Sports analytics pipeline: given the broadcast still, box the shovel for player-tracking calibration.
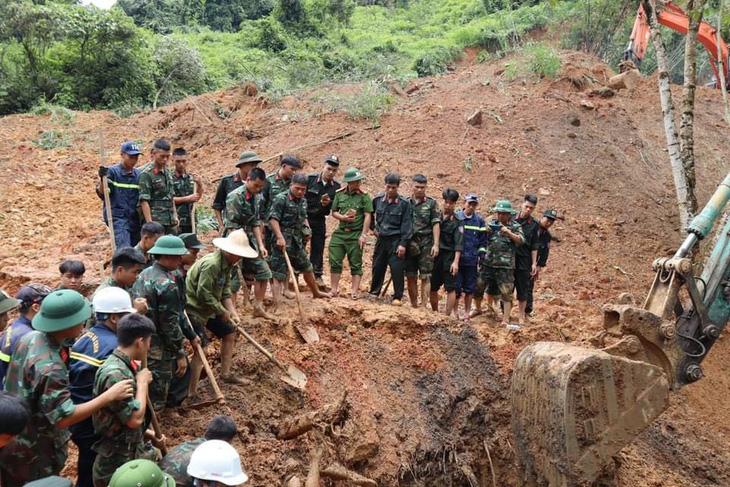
[282,247,319,344]
[235,324,307,390]
[141,355,168,456]
[182,311,226,410]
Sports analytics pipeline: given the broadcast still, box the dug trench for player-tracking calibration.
[147,302,515,486]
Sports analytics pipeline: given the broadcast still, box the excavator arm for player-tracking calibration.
[512,172,730,486]
[624,1,730,87]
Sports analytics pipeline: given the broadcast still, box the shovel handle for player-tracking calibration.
[235,325,287,372]
[140,356,167,455]
[194,341,225,403]
[282,248,305,321]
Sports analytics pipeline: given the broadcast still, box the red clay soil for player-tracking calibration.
[3,49,730,485]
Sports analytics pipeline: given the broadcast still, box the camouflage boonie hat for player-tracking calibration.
[32,290,91,332]
[343,168,365,183]
[236,151,263,167]
[492,200,513,213]
[543,209,558,220]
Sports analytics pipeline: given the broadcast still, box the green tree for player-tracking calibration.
[152,36,206,107]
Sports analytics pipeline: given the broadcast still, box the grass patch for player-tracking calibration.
[504,42,561,81]
[29,101,76,125]
[35,131,70,150]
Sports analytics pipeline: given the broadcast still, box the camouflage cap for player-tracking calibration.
[110,460,176,487]
[0,290,19,315]
[236,151,263,167]
[148,235,189,256]
[543,209,558,220]
[32,290,91,333]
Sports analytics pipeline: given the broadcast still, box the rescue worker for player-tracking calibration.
[96,142,143,248]
[186,230,256,397]
[0,290,134,487]
[159,415,237,487]
[405,174,440,308]
[213,151,264,303]
[268,174,330,304]
[187,440,248,486]
[305,155,341,289]
[429,189,463,317]
[328,168,372,299]
[224,167,275,320]
[68,287,137,487]
[514,195,539,325]
[132,236,199,412]
[0,291,18,333]
[109,460,176,487]
[92,314,161,487]
[0,284,52,387]
[481,200,525,327]
[135,222,165,269]
[95,247,147,298]
[530,209,558,314]
[58,260,86,292]
[172,148,202,235]
[458,194,487,321]
[368,174,413,306]
[0,390,29,449]
[139,139,178,234]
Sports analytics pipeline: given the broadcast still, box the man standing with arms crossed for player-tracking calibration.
[306,155,341,289]
[513,195,539,326]
[138,139,178,234]
[172,148,203,235]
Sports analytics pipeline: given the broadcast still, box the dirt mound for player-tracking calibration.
[5,48,730,485]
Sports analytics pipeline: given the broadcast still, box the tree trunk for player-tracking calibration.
[717,0,730,124]
[644,1,693,229]
[678,0,705,223]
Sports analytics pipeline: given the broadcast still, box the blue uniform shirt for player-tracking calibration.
[68,322,118,439]
[0,315,34,388]
[457,210,488,267]
[100,162,141,222]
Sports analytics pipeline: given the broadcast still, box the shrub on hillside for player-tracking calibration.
[413,46,462,77]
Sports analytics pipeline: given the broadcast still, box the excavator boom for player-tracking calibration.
[512,172,730,485]
[624,1,730,87]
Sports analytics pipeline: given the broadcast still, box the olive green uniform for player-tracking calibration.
[261,171,292,254]
[405,196,440,279]
[212,172,245,293]
[138,165,176,234]
[328,187,373,276]
[267,189,312,280]
[476,219,525,301]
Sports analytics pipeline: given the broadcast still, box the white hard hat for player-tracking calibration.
[187,440,248,485]
[92,287,136,314]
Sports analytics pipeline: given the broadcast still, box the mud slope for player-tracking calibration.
[3,50,730,485]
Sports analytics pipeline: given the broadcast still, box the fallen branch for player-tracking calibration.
[262,132,355,163]
[320,463,377,487]
[483,439,497,487]
[305,446,323,487]
[277,391,348,440]
[182,92,214,125]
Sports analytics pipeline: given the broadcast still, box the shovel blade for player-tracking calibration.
[281,365,308,390]
[295,323,320,344]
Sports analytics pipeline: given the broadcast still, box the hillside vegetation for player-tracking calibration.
[0,0,726,116]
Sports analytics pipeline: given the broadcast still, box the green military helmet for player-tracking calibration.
[32,290,91,333]
[0,289,19,315]
[492,200,513,214]
[148,235,189,256]
[236,151,263,167]
[110,460,176,487]
[343,168,365,183]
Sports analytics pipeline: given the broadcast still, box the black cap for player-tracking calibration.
[543,209,558,220]
[179,233,205,250]
[325,155,340,166]
[16,284,53,309]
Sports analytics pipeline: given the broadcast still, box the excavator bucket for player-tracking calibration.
[511,342,671,486]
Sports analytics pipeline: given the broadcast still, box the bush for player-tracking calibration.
[413,46,461,77]
[505,42,560,80]
[343,82,395,121]
[29,101,76,124]
[35,131,70,150]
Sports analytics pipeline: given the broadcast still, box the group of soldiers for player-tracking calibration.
[0,139,558,487]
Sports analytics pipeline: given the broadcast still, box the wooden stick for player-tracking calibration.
[277,391,348,440]
[483,439,497,487]
[261,132,355,163]
[190,202,196,233]
[320,464,377,487]
[379,275,392,298]
[282,248,305,323]
[99,130,115,253]
[194,342,225,404]
[141,355,168,455]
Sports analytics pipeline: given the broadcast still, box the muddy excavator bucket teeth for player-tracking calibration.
[511,342,671,486]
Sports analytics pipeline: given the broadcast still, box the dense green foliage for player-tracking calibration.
[0,0,727,117]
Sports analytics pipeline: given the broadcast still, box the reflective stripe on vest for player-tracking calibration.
[69,351,105,367]
[464,225,486,231]
[108,180,140,190]
[0,351,9,363]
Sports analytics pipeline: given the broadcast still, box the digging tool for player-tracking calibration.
[282,247,319,344]
[141,356,168,456]
[190,202,196,233]
[234,324,307,390]
[98,130,115,253]
[182,311,226,410]
[379,274,392,299]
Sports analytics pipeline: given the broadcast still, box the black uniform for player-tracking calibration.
[306,173,341,279]
[514,215,539,302]
[369,194,413,300]
[529,226,552,313]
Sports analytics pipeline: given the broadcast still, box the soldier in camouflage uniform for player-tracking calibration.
[405,174,440,308]
[171,148,202,235]
[268,173,330,304]
[138,139,178,235]
[92,314,161,487]
[212,151,264,299]
[94,247,147,306]
[132,236,199,412]
[159,415,237,487]
[0,290,134,487]
[135,222,165,269]
[429,189,463,317]
[224,167,274,319]
[478,200,525,327]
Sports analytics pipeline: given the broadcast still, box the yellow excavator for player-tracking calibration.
[512,172,730,485]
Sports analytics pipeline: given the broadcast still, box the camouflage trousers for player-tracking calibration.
[148,357,173,413]
[92,442,161,487]
[270,234,312,281]
[475,266,515,302]
[405,234,435,279]
[0,435,68,487]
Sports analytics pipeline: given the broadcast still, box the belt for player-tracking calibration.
[148,200,171,208]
